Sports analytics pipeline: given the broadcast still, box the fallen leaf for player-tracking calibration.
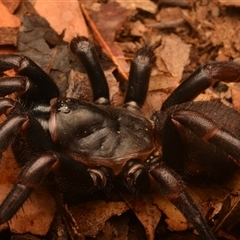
[94,213,129,240]
[0,1,20,46]
[2,0,21,14]
[66,69,92,101]
[81,2,131,81]
[18,12,70,95]
[218,0,240,7]
[153,194,188,232]
[0,1,20,28]
[157,34,191,80]
[130,20,147,37]
[211,15,240,59]
[69,200,129,238]
[121,193,162,240]
[117,0,157,14]
[231,84,240,113]
[213,194,240,234]
[34,0,88,42]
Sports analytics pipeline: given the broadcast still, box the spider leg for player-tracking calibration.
[172,110,240,166]
[0,54,59,103]
[162,61,240,110]
[121,158,216,239]
[0,100,57,223]
[0,153,57,224]
[0,99,29,154]
[70,36,110,104]
[0,100,52,223]
[148,159,216,240]
[124,46,155,109]
[0,76,29,97]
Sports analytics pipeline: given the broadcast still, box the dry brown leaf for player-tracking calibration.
[156,6,184,22]
[149,73,179,92]
[130,20,147,37]
[213,195,240,234]
[83,2,130,43]
[98,219,129,240]
[66,69,92,101]
[0,1,20,28]
[68,200,129,238]
[231,84,240,113]
[34,0,88,42]
[121,194,162,240]
[157,34,191,80]
[117,0,157,14]
[0,1,20,46]
[143,91,169,117]
[2,0,21,14]
[218,0,240,7]
[153,194,188,232]
[81,3,131,81]
[212,15,240,60]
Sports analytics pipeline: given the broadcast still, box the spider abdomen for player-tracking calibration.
[154,101,240,181]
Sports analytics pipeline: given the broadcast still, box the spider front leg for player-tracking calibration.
[123,46,155,109]
[70,36,155,109]
[70,36,110,105]
[162,60,240,110]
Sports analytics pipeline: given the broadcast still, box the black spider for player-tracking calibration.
[0,36,240,239]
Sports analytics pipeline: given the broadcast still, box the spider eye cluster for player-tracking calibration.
[57,99,71,113]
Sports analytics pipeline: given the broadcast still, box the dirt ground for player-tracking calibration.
[1,0,240,239]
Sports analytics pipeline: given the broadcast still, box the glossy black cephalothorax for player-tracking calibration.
[0,36,240,240]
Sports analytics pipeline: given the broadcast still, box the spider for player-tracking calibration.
[0,36,240,240]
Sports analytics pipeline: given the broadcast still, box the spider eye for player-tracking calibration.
[59,105,70,113]
[58,101,71,113]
